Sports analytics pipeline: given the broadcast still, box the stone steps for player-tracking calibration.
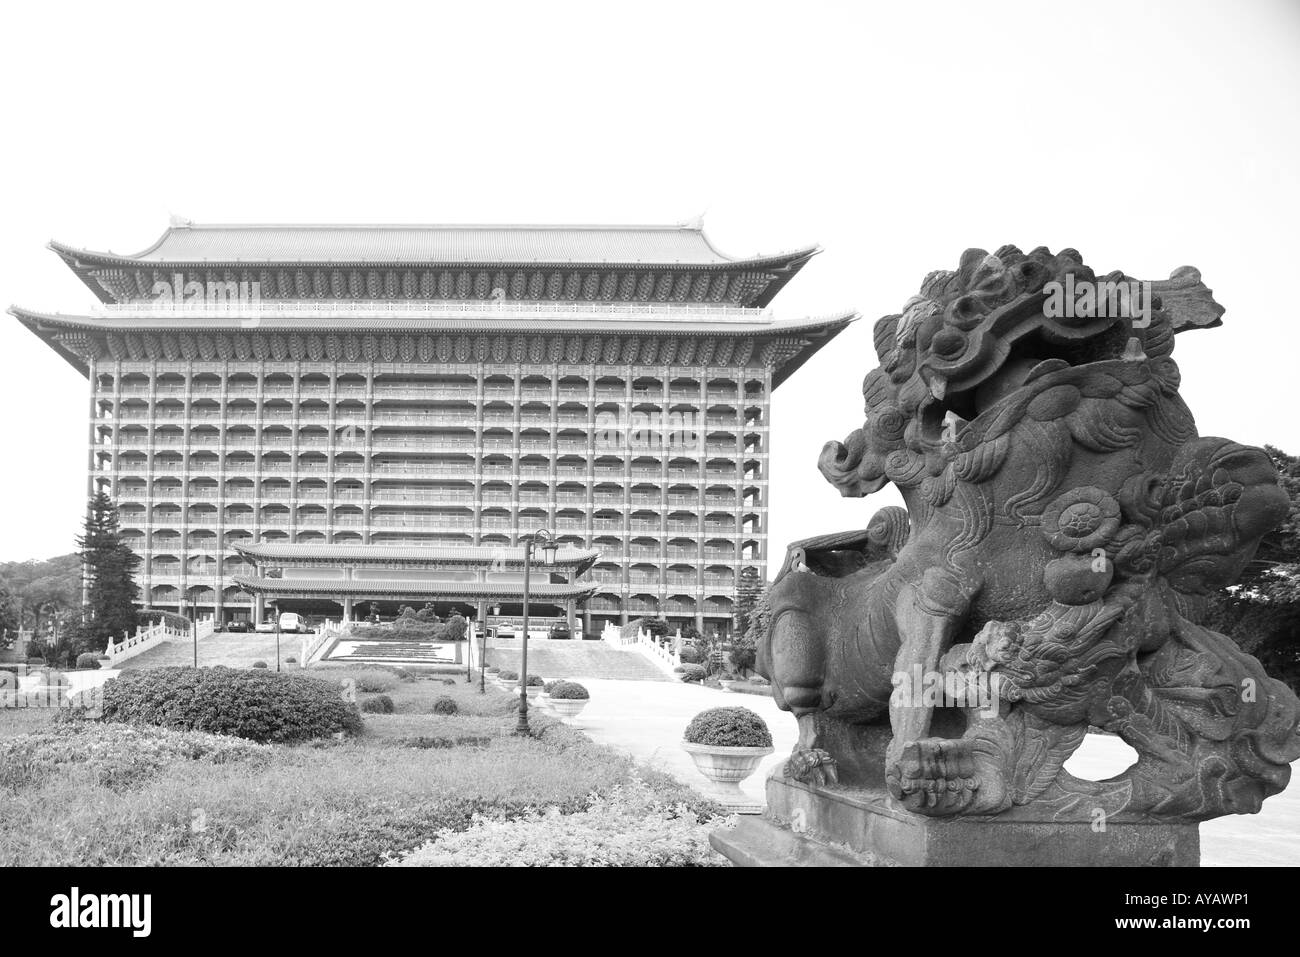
[485,638,671,682]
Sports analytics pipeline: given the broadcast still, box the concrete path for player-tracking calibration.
[574,678,1300,867]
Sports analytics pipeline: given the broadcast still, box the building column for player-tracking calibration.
[565,599,575,632]
[254,592,265,623]
[477,599,487,628]
[583,609,592,638]
[695,610,704,634]
[619,609,628,626]
[343,596,354,622]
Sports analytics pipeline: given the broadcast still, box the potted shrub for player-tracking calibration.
[681,707,774,814]
[497,669,519,691]
[523,674,545,699]
[546,680,590,722]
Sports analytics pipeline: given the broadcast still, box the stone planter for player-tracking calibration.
[680,742,773,814]
[524,684,542,699]
[547,696,589,722]
[718,679,741,692]
[498,679,518,693]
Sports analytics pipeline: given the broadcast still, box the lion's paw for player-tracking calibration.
[886,738,980,815]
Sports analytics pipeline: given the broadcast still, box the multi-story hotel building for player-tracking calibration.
[11,222,854,635]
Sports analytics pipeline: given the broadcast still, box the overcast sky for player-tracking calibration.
[1,0,1297,565]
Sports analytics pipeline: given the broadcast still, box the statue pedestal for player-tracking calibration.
[709,773,1200,867]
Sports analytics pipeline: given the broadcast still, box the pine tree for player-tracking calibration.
[76,492,141,650]
[734,566,763,637]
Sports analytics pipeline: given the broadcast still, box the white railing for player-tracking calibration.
[301,618,347,665]
[601,622,682,676]
[104,619,188,665]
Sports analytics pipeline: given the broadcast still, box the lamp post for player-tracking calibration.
[268,598,281,672]
[515,529,559,735]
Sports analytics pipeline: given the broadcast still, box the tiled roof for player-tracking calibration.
[233,542,599,566]
[51,222,818,267]
[233,575,599,599]
[8,305,857,338]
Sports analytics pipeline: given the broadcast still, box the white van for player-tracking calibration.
[278,612,303,633]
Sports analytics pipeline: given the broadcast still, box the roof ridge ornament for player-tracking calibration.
[168,214,193,228]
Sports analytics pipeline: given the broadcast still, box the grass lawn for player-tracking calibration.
[0,664,725,866]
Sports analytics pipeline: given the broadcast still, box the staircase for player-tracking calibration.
[485,638,671,682]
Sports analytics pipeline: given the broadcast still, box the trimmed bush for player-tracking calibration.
[285,656,298,664]
[677,663,705,683]
[549,681,589,701]
[98,666,363,744]
[543,680,563,694]
[352,670,397,693]
[432,696,459,716]
[361,694,395,714]
[440,678,456,686]
[498,670,519,681]
[251,661,268,669]
[683,707,772,748]
[74,653,101,671]
[524,675,545,687]
[678,645,703,665]
[485,666,500,675]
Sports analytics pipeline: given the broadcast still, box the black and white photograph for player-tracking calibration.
[0,0,1296,935]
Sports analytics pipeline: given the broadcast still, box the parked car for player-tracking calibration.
[278,612,304,634]
[255,620,277,633]
[550,623,572,640]
[224,621,252,633]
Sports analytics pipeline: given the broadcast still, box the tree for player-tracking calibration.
[734,566,763,637]
[76,492,141,652]
[1206,445,1300,692]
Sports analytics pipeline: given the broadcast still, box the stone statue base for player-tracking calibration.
[709,773,1200,867]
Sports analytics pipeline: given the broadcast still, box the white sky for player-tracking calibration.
[1,0,1297,564]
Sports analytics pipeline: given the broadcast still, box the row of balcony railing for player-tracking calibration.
[118,489,751,507]
[111,408,763,427]
[107,385,763,403]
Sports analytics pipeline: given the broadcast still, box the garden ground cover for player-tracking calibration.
[0,666,726,866]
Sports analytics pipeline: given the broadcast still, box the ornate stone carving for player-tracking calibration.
[760,246,1300,823]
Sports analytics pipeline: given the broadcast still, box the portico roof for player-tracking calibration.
[233,575,599,600]
[234,541,600,572]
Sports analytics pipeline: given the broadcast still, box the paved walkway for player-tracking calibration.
[574,679,1300,867]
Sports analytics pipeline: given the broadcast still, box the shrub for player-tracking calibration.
[98,666,363,744]
[524,675,545,687]
[251,661,268,669]
[677,663,705,683]
[444,614,468,642]
[683,707,772,748]
[139,609,191,631]
[389,778,724,867]
[0,722,268,791]
[498,670,519,681]
[361,695,395,714]
[352,670,398,693]
[549,681,589,701]
[440,678,456,686]
[485,666,500,675]
[678,645,703,665]
[543,680,563,694]
[285,656,297,664]
[74,653,101,671]
[432,697,459,716]
[729,643,757,674]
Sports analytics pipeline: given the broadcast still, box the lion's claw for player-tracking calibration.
[886,738,980,815]
[784,748,840,787]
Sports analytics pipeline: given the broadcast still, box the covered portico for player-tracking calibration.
[230,542,600,632]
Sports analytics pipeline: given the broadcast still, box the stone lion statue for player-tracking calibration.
[758,246,1300,822]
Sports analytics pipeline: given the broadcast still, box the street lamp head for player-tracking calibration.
[540,540,558,567]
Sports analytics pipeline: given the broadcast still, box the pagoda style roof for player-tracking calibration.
[7,304,857,388]
[234,541,599,572]
[233,575,600,601]
[54,222,799,266]
[49,221,820,307]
